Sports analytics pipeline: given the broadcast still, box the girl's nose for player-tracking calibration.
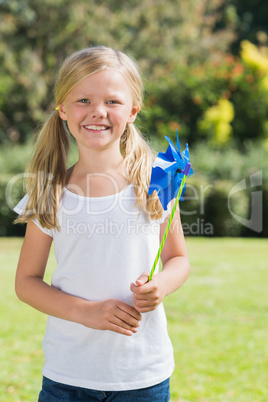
[89,104,107,119]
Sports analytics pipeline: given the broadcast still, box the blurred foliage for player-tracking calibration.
[142,40,268,148]
[0,0,235,144]
[220,0,268,54]
[181,140,268,237]
[198,99,235,145]
[1,0,268,147]
[241,40,268,71]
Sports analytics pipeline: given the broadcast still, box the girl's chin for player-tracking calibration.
[77,136,121,150]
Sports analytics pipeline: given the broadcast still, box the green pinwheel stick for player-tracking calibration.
[148,162,192,282]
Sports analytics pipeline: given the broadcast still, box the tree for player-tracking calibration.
[216,0,268,53]
[0,0,236,143]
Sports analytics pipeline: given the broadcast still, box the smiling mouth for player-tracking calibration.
[84,125,110,131]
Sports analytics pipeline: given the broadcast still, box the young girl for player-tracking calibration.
[14,46,190,401]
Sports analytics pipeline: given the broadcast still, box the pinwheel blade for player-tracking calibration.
[149,134,193,210]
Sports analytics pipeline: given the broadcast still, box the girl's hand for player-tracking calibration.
[80,299,142,336]
[130,272,167,313]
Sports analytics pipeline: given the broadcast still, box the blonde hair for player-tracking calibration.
[16,46,163,230]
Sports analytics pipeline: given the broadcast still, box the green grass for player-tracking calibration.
[0,238,267,401]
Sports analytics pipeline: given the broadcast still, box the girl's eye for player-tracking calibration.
[107,100,119,104]
[79,99,90,104]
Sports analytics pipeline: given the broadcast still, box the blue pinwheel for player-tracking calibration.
[148,131,193,281]
[148,132,193,211]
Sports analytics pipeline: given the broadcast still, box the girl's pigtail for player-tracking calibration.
[121,124,163,220]
[15,112,69,230]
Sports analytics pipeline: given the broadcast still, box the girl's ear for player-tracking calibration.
[127,106,140,124]
[58,104,68,121]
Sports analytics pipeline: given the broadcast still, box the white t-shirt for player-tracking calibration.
[14,184,175,391]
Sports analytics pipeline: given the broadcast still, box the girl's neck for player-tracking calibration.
[66,145,129,197]
[76,152,124,174]
[75,142,124,174]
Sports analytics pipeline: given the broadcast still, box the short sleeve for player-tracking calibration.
[156,209,169,224]
[156,202,173,224]
[14,194,53,237]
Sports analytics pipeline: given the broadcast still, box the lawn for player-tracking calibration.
[0,237,267,401]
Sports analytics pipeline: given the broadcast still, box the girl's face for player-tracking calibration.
[58,69,139,152]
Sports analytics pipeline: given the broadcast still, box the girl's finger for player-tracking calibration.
[108,322,136,337]
[115,309,141,328]
[135,272,149,286]
[116,301,142,321]
[111,315,139,332]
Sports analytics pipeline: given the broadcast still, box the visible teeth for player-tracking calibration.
[85,125,107,130]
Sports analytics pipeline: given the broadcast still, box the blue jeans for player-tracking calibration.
[38,376,170,401]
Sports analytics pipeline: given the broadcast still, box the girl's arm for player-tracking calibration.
[16,221,141,336]
[130,206,190,313]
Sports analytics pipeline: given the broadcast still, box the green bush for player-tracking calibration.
[0,144,32,235]
[0,141,267,237]
[141,41,268,149]
[182,141,267,237]
[180,177,247,237]
[181,176,267,237]
[0,175,25,236]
